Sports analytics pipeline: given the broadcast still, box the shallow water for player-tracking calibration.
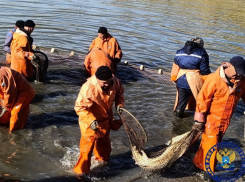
[0,0,245,181]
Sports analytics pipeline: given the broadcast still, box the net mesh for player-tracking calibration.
[0,47,174,85]
[119,108,201,172]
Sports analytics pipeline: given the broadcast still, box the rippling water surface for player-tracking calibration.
[0,0,245,181]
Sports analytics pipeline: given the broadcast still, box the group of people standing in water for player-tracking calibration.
[1,21,245,181]
[1,23,125,179]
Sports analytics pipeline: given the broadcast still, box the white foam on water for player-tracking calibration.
[59,145,80,173]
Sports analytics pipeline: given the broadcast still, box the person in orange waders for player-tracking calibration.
[84,47,115,76]
[73,66,124,178]
[0,66,35,133]
[89,27,123,72]
[3,20,25,65]
[191,56,245,181]
[10,20,36,80]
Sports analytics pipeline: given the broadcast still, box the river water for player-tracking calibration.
[0,0,245,181]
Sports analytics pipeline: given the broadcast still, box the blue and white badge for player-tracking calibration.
[205,142,245,182]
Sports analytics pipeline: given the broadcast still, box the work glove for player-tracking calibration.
[117,105,123,115]
[192,120,205,132]
[90,120,99,131]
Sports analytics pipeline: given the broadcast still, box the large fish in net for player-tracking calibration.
[118,108,201,171]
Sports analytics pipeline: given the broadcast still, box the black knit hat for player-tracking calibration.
[98,27,107,34]
[229,56,245,75]
[95,66,112,80]
[15,20,24,28]
[24,20,35,27]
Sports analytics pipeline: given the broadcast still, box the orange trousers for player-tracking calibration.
[73,136,111,175]
[0,94,33,132]
[6,53,11,64]
[193,119,228,172]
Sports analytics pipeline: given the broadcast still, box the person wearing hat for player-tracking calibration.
[171,37,211,118]
[192,56,245,181]
[10,20,36,79]
[73,66,124,177]
[3,20,25,65]
[89,27,123,72]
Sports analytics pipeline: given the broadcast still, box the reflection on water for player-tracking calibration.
[0,0,245,181]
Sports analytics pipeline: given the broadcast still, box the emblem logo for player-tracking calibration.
[205,142,245,182]
[216,148,235,170]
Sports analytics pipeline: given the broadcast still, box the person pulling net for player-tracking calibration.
[118,107,201,172]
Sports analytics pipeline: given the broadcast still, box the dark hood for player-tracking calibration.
[183,41,202,55]
[20,28,30,37]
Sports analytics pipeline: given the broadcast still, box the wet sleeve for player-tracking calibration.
[194,74,216,122]
[0,75,17,111]
[13,36,33,61]
[114,40,122,60]
[199,52,211,75]
[74,86,96,125]
[115,80,124,108]
[3,33,13,53]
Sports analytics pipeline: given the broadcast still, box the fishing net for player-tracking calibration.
[33,50,49,75]
[126,64,174,85]
[0,48,174,85]
[118,108,201,172]
[0,49,50,83]
[30,50,49,83]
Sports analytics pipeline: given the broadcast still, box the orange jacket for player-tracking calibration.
[74,75,124,138]
[0,66,35,111]
[84,48,114,75]
[194,65,245,127]
[89,33,122,61]
[10,29,34,78]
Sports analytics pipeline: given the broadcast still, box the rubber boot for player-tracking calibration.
[175,109,184,118]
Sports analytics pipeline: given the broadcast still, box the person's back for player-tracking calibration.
[0,66,35,132]
[174,39,210,89]
[4,28,15,54]
[171,37,211,118]
[84,47,114,76]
